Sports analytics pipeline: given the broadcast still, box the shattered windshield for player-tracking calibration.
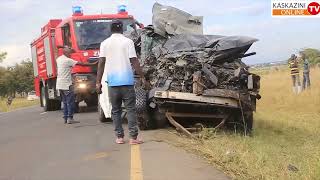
[74,19,135,50]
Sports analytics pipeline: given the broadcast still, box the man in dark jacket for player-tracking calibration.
[301,53,311,90]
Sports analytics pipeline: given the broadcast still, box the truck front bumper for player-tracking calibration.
[153,91,239,108]
[73,74,96,94]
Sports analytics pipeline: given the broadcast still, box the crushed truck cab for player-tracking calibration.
[119,3,261,135]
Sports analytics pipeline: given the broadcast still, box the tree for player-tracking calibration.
[0,52,7,63]
[14,60,34,95]
[0,59,34,97]
[300,48,320,65]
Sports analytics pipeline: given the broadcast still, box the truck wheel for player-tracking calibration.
[244,111,253,135]
[41,86,59,111]
[98,102,111,123]
[85,99,98,107]
[74,102,80,113]
[54,100,61,110]
[150,108,168,129]
[231,111,253,135]
[40,91,44,107]
[41,86,52,111]
[135,86,151,130]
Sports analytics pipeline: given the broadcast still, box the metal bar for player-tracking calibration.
[158,100,239,109]
[213,115,228,129]
[169,112,226,119]
[165,112,193,138]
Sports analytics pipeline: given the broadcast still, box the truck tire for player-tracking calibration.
[53,100,61,110]
[230,111,253,135]
[40,91,44,107]
[135,86,151,130]
[41,86,55,111]
[244,111,253,135]
[85,97,98,107]
[98,102,112,123]
[150,108,168,129]
[74,102,80,113]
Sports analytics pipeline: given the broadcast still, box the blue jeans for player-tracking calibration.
[303,72,311,90]
[108,85,139,139]
[60,89,75,122]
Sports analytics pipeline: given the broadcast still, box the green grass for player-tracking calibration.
[0,97,39,112]
[157,67,320,179]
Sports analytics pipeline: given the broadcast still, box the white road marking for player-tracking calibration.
[40,112,47,115]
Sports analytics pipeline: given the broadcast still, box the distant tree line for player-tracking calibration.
[0,52,34,97]
[299,48,320,65]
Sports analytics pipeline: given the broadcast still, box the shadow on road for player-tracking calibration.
[78,106,98,113]
[73,122,112,128]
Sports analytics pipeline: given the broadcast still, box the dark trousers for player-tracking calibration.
[60,89,75,122]
[303,72,311,90]
[291,74,301,87]
[108,85,138,139]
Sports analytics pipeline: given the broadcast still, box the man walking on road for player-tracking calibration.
[288,54,302,94]
[56,47,96,124]
[96,20,146,145]
[301,53,311,90]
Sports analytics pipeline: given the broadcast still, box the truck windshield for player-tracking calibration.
[74,19,135,50]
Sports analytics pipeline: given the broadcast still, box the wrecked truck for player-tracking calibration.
[99,3,261,135]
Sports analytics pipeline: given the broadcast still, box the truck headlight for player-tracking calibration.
[78,83,87,89]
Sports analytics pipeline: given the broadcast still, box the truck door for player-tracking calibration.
[62,23,72,47]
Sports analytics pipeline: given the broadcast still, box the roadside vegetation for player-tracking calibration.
[0,51,37,112]
[159,67,320,179]
[0,60,34,97]
[0,97,39,112]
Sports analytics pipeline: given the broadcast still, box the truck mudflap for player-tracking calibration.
[153,90,239,108]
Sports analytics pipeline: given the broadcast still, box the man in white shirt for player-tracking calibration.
[56,47,96,124]
[96,20,146,145]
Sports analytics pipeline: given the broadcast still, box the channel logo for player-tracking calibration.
[272,0,320,17]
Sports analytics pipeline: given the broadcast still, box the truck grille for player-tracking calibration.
[88,57,99,73]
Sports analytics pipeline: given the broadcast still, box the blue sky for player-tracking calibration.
[0,0,320,66]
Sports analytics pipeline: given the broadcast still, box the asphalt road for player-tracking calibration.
[0,106,229,180]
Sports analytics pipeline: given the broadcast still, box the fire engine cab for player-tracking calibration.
[31,6,142,111]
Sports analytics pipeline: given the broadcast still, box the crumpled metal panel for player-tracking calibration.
[163,34,258,53]
[152,3,203,36]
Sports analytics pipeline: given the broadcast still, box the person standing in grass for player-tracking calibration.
[301,53,311,90]
[288,54,302,94]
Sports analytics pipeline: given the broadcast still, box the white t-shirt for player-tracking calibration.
[99,33,137,87]
[56,55,78,90]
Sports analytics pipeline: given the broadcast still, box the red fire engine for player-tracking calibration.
[31,6,142,111]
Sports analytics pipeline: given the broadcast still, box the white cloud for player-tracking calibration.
[229,3,266,16]
[0,0,35,13]
[0,44,30,67]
